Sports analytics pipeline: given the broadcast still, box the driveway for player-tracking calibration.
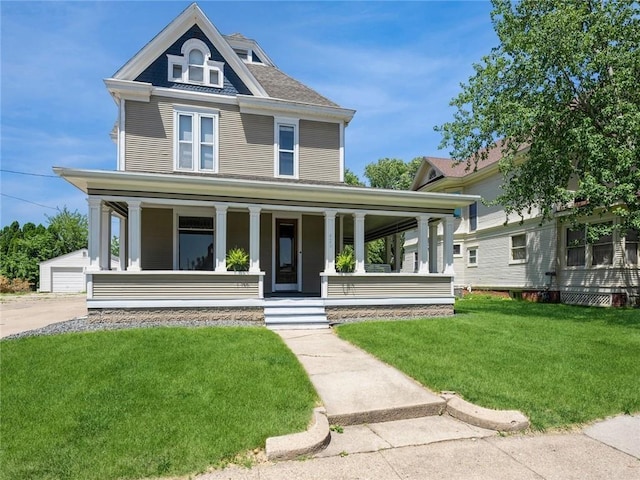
[0,293,87,338]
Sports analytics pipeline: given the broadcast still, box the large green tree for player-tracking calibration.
[437,0,640,234]
[0,208,88,288]
[363,157,423,190]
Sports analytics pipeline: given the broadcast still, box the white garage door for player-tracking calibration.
[51,267,85,293]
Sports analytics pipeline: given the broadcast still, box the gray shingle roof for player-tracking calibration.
[246,63,339,108]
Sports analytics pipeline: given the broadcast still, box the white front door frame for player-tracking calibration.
[272,213,302,292]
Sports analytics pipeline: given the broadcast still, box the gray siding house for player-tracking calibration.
[56,4,478,327]
[406,152,639,307]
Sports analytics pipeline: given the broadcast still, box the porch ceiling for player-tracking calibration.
[54,167,480,214]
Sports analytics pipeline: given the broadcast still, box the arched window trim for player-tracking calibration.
[167,38,224,88]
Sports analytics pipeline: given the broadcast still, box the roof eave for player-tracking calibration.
[53,168,479,210]
[237,95,355,124]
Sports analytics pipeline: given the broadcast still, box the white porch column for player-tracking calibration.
[127,200,142,271]
[324,209,337,273]
[443,216,455,274]
[339,214,344,252]
[87,197,102,272]
[100,205,111,270]
[354,212,366,273]
[118,216,126,271]
[248,206,261,273]
[215,204,228,272]
[394,233,402,272]
[417,215,430,273]
[429,221,439,273]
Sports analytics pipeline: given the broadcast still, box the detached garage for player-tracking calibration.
[39,249,119,293]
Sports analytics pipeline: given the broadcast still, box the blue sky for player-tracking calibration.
[1,1,497,228]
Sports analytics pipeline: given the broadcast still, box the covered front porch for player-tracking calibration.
[56,168,478,326]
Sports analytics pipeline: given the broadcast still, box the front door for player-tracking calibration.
[274,218,300,291]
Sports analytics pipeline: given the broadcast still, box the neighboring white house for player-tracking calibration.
[405,151,639,307]
[39,249,119,293]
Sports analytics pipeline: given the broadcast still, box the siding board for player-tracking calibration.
[92,274,260,299]
[327,275,451,298]
[141,208,173,270]
[299,120,340,183]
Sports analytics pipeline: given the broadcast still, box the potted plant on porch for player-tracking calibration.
[226,247,249,272]
[335,246,355,273]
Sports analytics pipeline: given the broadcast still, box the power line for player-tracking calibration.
[1,193,59,211]
[0,169,59,178]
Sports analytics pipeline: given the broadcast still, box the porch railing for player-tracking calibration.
[320,272,453,299]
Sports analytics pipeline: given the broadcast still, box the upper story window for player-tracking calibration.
[167,38,224,88]
[233,47,263,64]
[174,106,219,173]
[469,202,478,231]
[274,117,299,178]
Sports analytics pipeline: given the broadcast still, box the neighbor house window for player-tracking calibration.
[274,118,298,178]
[590,223,613,266]
[467,247,478,266]
[510,233,527,263]
[625,229,639,265]
[174,107,219,172]
[566,227,586,267]
[167,38,224,88]
[178,216,214,271]
[469,202,477,231]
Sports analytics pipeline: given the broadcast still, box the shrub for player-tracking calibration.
[0,276,32,293]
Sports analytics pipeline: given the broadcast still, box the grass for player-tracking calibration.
[336,295,640,430]
[1,327,317,480]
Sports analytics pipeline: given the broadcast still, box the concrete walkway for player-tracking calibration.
[199,431,640,479]
[277,329,446,426]
[211,328,640,480]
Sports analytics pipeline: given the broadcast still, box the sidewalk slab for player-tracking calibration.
[317,415,494,458]
[486,433,640,479]
[584,414,640,459]
[277,329,445,425]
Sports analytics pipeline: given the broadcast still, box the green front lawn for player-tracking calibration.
[1,328,317,480]
[337,295,640,430]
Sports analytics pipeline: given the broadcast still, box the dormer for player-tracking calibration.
[224,33,274,66]
[167,38,225,88]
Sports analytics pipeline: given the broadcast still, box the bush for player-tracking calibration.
[0,276,32,293]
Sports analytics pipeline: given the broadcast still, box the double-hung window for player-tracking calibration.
[566,227,586,266]
[510,233,527,264]
[274,118,298,178]
[625,229,639,265]
[590,223,613,266]
[467,247,478,266]
[174,107,219,173]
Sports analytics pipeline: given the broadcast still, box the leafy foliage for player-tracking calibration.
[437,0,640,233]
[363,157,423,190]
[226,246,249,271]
[0,208,88,288]
[343,168,365,186]
[335,246,355,273]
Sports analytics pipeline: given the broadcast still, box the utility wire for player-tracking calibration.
[0,169,59,178]
[1,193,59,211]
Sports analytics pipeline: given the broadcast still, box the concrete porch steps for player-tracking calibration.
[264,299,330,330]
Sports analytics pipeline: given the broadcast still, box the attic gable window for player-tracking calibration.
[233,47,263,64]
[167,38,224,88]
